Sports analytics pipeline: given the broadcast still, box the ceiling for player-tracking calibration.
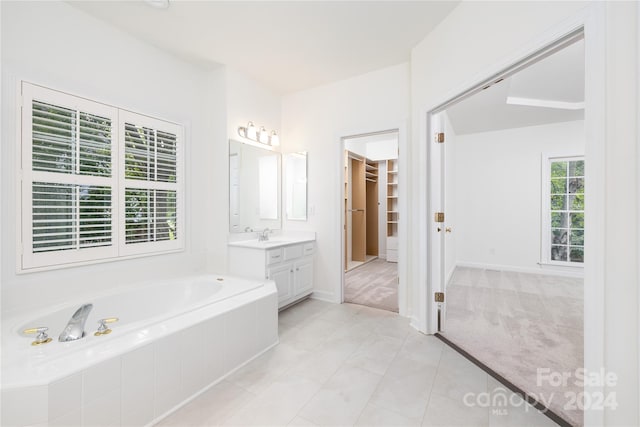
[70,1,460,94]
[446,39,585,135]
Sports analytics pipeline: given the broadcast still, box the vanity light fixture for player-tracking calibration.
[237,122,280,147]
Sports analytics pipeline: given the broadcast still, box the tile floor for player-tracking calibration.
[157,298,558,426]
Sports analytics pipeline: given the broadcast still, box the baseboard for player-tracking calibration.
[456,261,584,278]
[310,290,338,303]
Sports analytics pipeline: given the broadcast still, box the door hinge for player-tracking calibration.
[435,292,445,303]
[434,212,445,223]
[435,132,445,143]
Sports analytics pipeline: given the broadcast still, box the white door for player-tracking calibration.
[268,263,293,304]
[294,257,314,295]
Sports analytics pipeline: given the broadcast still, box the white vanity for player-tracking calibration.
[228,237,315,309]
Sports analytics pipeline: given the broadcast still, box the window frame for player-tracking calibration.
[540,152,585,268]
[18,82,185,273]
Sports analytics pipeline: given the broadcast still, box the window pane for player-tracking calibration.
[79,112,112,177]
[570,229,584,246]
[570,212,584,229]
[125,188,177,244]
[156,131,177,183]
[78,186,112,248]
[551,178,566,194]
[32,182,112,252]
[551,245,567,261]
[568,177,584,194]
[125,124,177,183]
[569,194,584,210]
[569,247,584,263]
[156,190,177,241]
[551,212,567,228]
[569,160,584,177]
[552,228,568,244]
[125,124,153,181]
[32,183,75,252]
[32,100,76,174]
[125,188,153,244]
[551,195,566,210]
[551,161,567,178]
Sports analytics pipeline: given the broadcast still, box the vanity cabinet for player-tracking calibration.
[229,240,315,309]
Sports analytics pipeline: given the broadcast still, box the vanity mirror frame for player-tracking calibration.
[284,151,308,221]
[229,139,282,233]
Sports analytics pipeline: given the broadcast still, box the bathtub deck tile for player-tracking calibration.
[82,387,120,427]
[49,408,82,427]
[121,344,155,427]
[201,315,226,386]
[1,385,48,427]
[83,357,122,406]
[48,372,82,422]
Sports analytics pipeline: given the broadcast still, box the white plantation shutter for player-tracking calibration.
[20,83,183,271]
[22,84,118,269]
[119,110,182,256]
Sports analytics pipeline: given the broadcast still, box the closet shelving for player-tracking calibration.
[387,159,398,262]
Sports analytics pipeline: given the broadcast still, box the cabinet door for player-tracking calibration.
[268,263,293,303]
[294,257,314,295]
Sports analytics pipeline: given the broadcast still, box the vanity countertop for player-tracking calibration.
[228,236,315,249]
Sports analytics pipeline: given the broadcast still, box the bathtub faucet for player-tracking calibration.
[59,303,93,342]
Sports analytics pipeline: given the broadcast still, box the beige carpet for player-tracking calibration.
[443,266,583,426]
[344,258,398,312]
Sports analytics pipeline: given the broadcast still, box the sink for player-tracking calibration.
[255,239,291,246]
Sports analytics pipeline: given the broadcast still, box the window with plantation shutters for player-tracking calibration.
[20,83,183,271]
[119,111,181,255]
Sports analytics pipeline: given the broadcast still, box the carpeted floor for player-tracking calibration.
[344,259,398,312]
[443,266,584,426]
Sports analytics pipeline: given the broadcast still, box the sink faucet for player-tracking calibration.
[257,228,271,242]
[59,303,93,342]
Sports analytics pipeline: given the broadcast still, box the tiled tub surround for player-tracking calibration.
[1,275,278,426]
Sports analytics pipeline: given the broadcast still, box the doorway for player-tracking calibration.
[342,131,400,313]
[428,32,590,426]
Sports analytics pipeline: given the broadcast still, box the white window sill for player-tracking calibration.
[538,261,584,278]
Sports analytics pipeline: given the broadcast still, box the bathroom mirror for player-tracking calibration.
[285,151,308,221]
[229,139,281,233]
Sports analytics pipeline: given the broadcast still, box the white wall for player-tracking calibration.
[282,63,409,301]
[452,120,585,273]
[227,68,281,143]
[0,1,227,315]
[411,2,638,425]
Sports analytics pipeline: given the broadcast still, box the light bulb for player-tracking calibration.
[270,131,280,147]
[246,122,257,140]
[258,126,269,144]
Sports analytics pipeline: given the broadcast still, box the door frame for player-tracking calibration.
[421,5,605,425]
[338,124,409,316]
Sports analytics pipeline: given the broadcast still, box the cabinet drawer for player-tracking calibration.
[266,248,283,265]
[283,244,303,261]
[303,243,315,256]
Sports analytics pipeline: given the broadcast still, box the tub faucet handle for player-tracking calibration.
[95,318,119,336]
[23,327,52,346]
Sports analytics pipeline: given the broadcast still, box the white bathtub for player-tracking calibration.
[1,274,279,427]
